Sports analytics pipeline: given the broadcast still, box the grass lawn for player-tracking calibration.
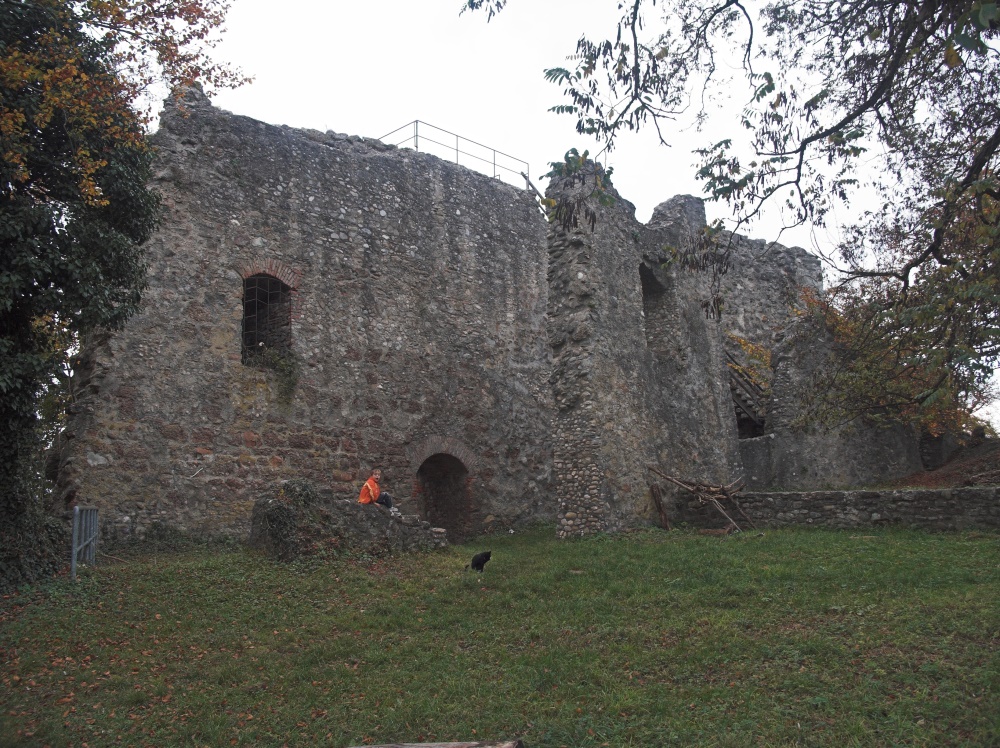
[1,527,998,747]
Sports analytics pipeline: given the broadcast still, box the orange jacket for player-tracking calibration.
[358,476,380,505]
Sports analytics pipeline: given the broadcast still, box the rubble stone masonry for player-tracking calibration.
[53,88,937,541]
[54,87,553,539]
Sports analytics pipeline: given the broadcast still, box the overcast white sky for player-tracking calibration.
[199,0,998,427]
[203,0,838,249]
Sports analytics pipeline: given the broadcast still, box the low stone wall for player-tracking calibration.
[676,487,1000,531]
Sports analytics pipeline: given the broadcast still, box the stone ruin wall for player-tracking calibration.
[544,181,921,535]
[721,232,824,355]
[545,182,737,536]
[711,214,924,492]
[546,184,749,537]
[54,88,554,541]
[54,89,928,541]
[738,316,924,492]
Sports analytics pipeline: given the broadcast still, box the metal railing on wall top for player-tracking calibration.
[380,120,530,189]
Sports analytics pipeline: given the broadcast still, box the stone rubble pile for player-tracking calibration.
[248,480,447,561]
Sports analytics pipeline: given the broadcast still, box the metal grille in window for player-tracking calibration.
[242,273,292,364]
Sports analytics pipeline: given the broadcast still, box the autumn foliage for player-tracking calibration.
[0,0,244,590]
[1,0,245,203]
[799,278,995,436]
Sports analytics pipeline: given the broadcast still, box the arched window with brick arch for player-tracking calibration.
[241,273,293,364]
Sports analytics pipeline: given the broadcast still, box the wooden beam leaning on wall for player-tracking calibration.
[647,466,757,531]
[649,482,672,530]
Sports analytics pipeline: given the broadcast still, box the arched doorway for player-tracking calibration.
[416,453,471,542]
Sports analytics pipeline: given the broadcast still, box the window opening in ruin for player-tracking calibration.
[640,263,671,359]
[734,402,767,439]
[242,273,292,365]
[727,352,768,439]
[416,453,472,542]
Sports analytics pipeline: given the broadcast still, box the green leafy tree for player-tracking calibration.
[465,0,1000,426]
[0,0,243,590]
[803,195,1000,433]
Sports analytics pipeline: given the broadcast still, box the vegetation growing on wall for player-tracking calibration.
[727,332,773,396]
[541,148,616,232]
[249,347,300,405]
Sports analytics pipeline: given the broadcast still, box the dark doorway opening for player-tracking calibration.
[735,408,767,439]
[417,453,471,542]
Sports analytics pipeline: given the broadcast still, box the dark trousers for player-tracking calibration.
[375,494,393,509]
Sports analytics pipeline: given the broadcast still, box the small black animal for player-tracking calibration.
[466,550,492,572]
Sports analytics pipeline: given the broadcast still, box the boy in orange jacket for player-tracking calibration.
[358,468,393,508]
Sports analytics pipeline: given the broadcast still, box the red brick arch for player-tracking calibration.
[407,435,480,473]
[239,259,303,320]
[239,258,300,289]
